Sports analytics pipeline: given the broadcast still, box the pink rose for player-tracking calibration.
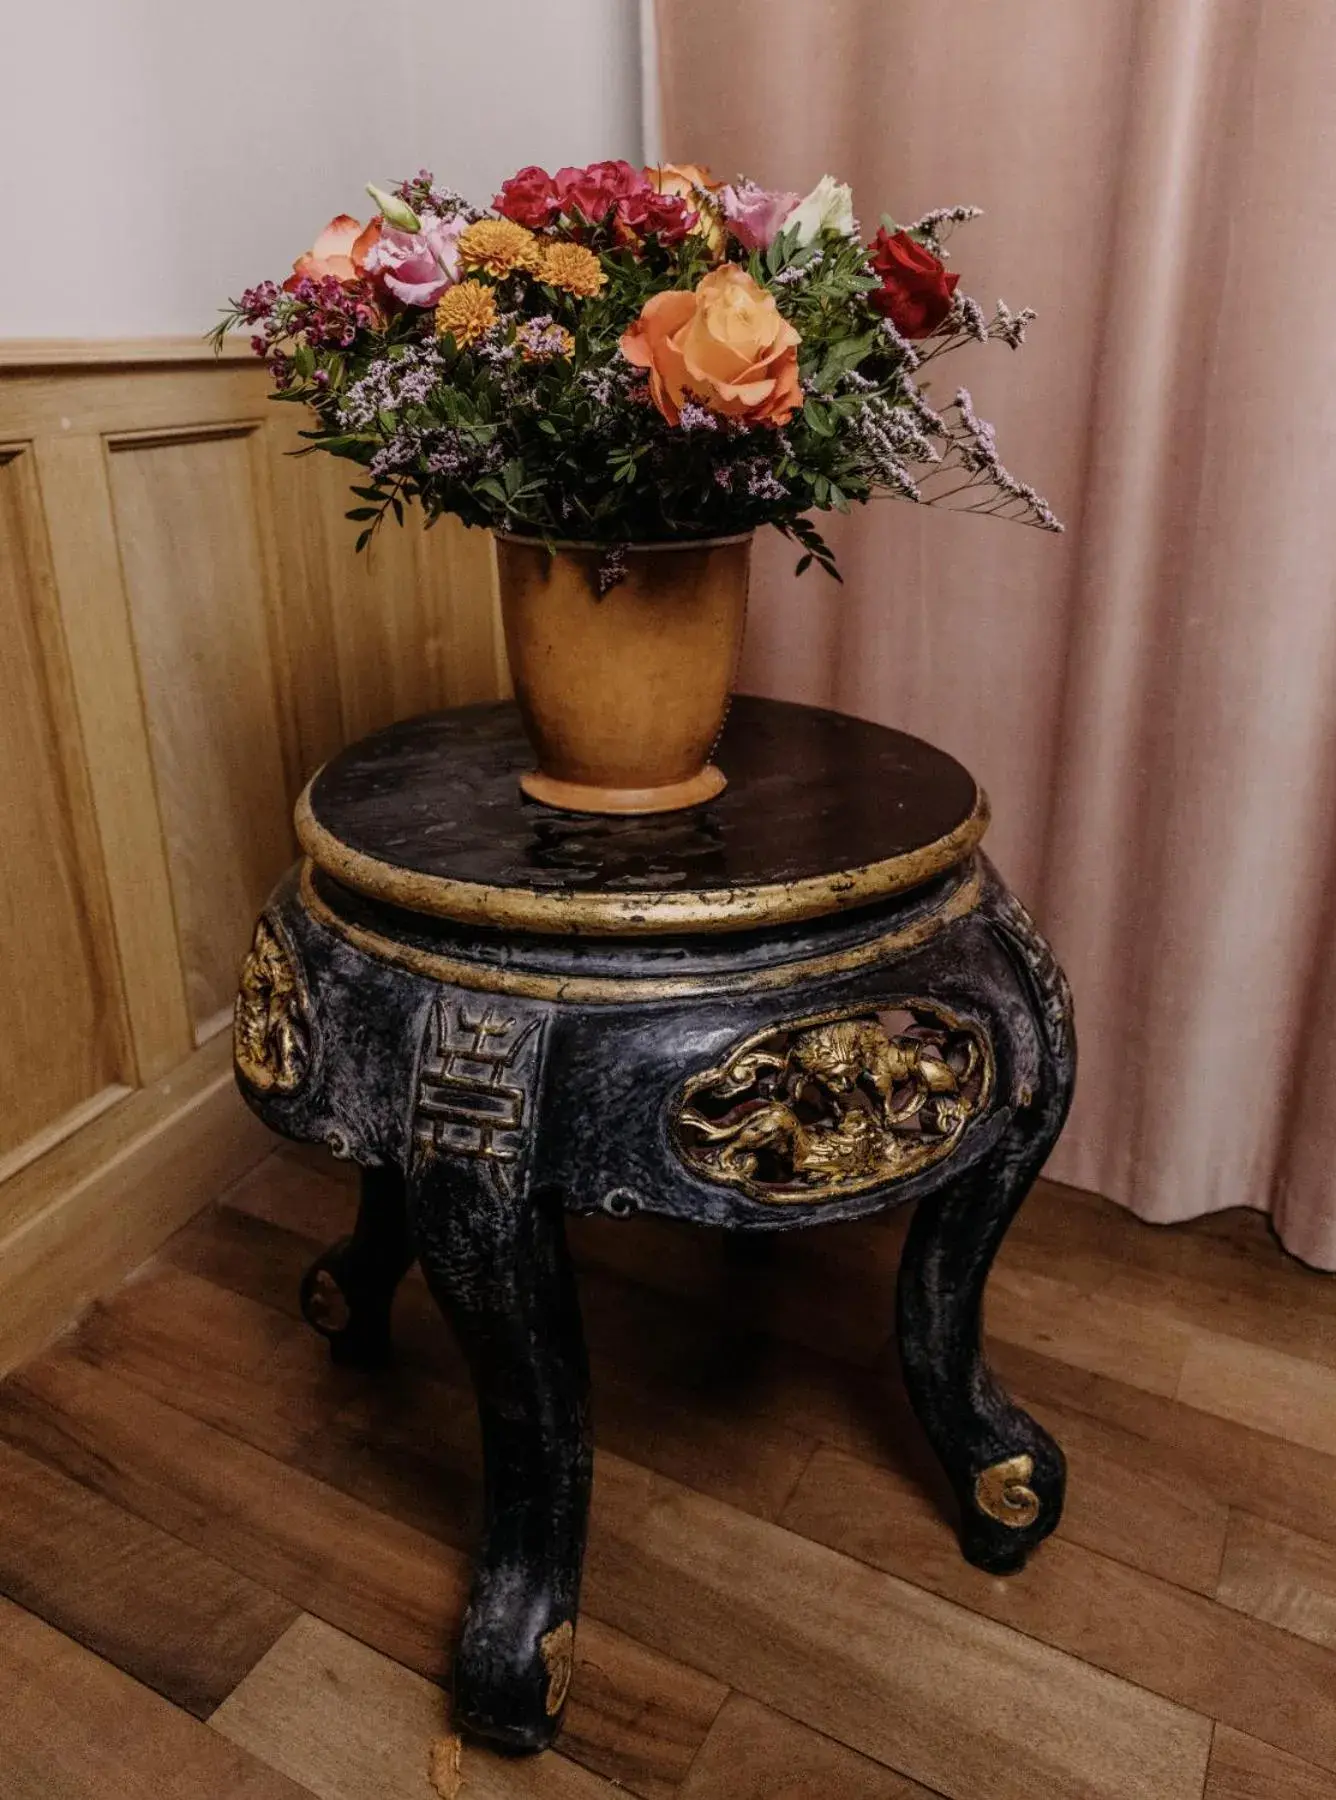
[361,210,467,307]
[719,180,801,252]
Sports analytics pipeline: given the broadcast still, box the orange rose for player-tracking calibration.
[644,161,721,195]
[644,163,725,255]
[289,214,380,285]
[620,265,802,427]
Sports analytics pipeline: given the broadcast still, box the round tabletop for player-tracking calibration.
[296,696,988,936]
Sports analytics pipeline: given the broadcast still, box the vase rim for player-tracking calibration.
[495,530,754,553]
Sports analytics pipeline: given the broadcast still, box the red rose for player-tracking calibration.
[495,165,561,229]
[869,228,960,337]
[618,185,696,245]
[553,159,644,223]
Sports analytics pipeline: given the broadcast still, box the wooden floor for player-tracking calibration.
[3,1151,1336,1800]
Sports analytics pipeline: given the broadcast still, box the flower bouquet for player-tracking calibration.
[218,160,1057,813]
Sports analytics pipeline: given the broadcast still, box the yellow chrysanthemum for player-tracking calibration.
[435,280,498,347]
[539,242,607,298]
[458,218,543,278]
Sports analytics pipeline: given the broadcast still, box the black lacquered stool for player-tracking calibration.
[233,695,1076,1752]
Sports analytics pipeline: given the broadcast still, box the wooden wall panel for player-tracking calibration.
[0,340,507,1371]
[107,427,296,1038]
[0,447,124,1178]
[301,452,506,745]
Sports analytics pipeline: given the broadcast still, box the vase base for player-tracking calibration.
[519,765,727,815]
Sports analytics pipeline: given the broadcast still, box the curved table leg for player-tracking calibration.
[409,1158,591,1753]
[896,1094,1072,1575]
[300,1166,416,1369]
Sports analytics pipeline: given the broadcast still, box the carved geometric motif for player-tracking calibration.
[413,999,545,1194]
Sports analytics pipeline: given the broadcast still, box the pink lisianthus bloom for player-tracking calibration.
[719,180,800,252]
[360,210,467,307]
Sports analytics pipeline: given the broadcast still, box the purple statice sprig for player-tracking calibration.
[395,168,483,222]
[910,386,1062,531]
[913,295,1040,367]
[595,543,628,596]
[514,314,570,362]
[903,205,984,257]
[677,400,719,433]
[336,344,444,430]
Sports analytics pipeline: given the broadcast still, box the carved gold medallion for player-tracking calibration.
[974,1454,1041,1529]
[234,915,311,1094]
[540,1618,575,1716]
[674,1005,991,1202]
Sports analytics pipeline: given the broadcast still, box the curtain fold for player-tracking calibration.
[656,0,1336,1265]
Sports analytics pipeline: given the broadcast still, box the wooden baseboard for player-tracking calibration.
[0,1034,272,1376]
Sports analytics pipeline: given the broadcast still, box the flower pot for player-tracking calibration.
[495,533,752,815]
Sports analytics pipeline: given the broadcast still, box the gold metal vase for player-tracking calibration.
[495,533,751,815]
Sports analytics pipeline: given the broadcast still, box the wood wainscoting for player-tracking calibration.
[0,339,508,1373]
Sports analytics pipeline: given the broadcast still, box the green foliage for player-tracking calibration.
[218,221,925,576]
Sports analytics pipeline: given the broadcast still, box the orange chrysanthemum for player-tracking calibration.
[458,218,543,278]
[539,242,607,297]
[435,280,498,347]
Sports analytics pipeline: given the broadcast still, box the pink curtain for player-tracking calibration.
[656,0,1336,1266]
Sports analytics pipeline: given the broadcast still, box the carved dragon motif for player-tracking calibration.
[676,1007,991,1202]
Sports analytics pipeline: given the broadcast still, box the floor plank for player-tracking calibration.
[211,1612,622,1799]
[1206,1725,1336,1800]
[0,1345,466,1679]
[1177,1332,1336,1458]
[8,1148,1336,1799]
[165,1210,820,1525]
[0,1594,309,1800]
[1011,1181,1336,1375]
[582,1455,1213,1800]
[676,1691,939,1799]
[984,1262,1192,1398]
[0,1346,724,1800]
[991,1338,1336,1556]
[1216,1511,1336,1650]
[174,1199,1229,1598]
[0,1435,295,1717]
[781,1443,1336,1775]
[225,1146,358,1240]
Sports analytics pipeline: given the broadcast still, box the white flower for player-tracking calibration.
[783,175,856,245]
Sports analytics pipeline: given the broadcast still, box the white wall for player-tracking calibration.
[0,0,645,337]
